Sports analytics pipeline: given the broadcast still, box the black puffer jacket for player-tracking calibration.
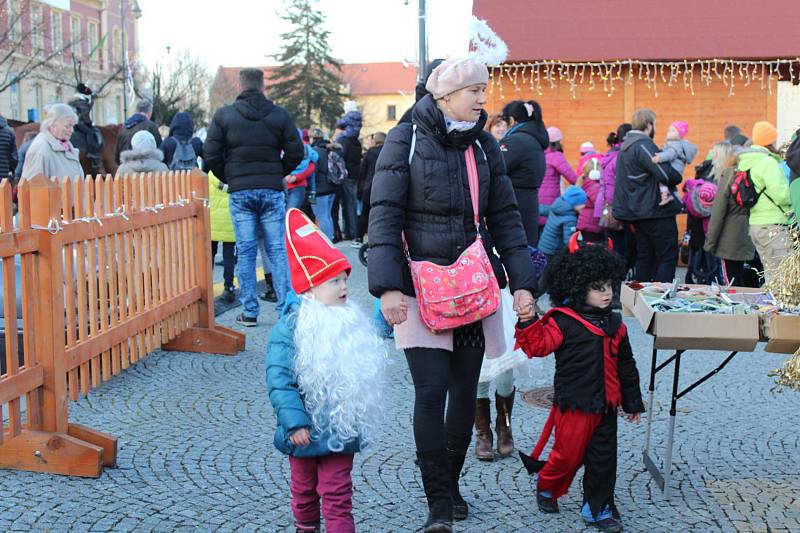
[0,117,18,178]
[612,131,683,221]
[338,135,362,182]
[311,139,339,197]
[359,144,382,203]
[499,120,549,191]
[368,95,536,298]
[203,90,303,193]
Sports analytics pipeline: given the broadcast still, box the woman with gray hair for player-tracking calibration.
[21,103,84,181]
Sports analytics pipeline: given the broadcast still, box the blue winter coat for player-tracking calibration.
[538,197,578,256]
[265,293,361,457]
[161,112,203,167]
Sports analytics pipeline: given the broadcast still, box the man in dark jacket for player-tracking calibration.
[612,108,683,282]
[116,100,162,164]
[203,67,303,325]
[334,113,362,241]
[354,131,385,246]
[161,111,203,169]
[309,128,337,240]
[0,115,18,179]
[69,98,105,175]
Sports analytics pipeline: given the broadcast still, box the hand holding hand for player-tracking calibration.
[286,175,297,184]
[513,289,535,321]
[651,155,661,163]
[290,428,311,446]
[381,291,408,326]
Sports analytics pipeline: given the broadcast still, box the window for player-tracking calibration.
[88,21,98,53]
[31,6,42,49]
[387,104,397,121]
[50,11,62,51]
[71,16,82,56]
[113,29,121,65]
[8,0,20,42]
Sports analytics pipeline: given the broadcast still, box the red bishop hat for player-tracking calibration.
[285,208,351,294]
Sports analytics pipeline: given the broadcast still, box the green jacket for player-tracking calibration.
[736,146,792,226]
[208,171,235,243]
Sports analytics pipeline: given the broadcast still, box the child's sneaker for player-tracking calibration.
[582,503,622,532]
[235,313,257,327]
[536,491,559,513]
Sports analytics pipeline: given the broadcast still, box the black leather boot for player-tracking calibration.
[447,434,472,521]
[259,273,277,302]
[416,450,453,533]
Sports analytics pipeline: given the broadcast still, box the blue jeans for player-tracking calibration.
[286,186,307,209]
[229,189,289,316]
[312,193,335,240]
[476,369,515,399]
[340,178,358,238]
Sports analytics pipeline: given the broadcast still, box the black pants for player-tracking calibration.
[405,342,485,451]
[356,201,370,240]
[513,187,540,247]
[211,241,236,290]
[632,218,678,282]
[583,410,619,518]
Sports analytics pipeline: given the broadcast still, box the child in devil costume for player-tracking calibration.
[267,208,388,533]
[515,244,645,533]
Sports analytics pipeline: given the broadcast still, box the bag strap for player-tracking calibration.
[402,124,417,259]
[464,144,481,229]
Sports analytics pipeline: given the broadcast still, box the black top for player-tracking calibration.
[0,118,19,178]
[203,89,304,193]
[367,94,536,298]
[358,144,382,203]
[499,120,549,191]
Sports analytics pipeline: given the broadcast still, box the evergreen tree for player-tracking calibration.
[269,0,343,129]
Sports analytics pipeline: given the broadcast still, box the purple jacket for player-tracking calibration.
[578,179,602,234]
[541,148,580,225]
[594,147,621,219]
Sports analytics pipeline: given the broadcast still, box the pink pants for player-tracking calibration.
[289,453,355,533]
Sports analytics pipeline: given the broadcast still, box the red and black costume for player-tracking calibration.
[515,304,644,518]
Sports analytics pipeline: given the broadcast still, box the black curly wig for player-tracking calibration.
[543,245,626,307]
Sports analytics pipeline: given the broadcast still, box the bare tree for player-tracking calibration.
[137,49,212,127]
[0,0,81,94]
[209,66,240,112]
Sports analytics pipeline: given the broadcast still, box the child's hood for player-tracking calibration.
[550,196,579,217]
[280,290,302,318]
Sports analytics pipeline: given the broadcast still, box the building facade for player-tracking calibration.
[0,0,140,125]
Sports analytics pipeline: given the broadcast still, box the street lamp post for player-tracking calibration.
[417,0,427,83]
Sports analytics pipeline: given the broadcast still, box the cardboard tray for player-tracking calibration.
[763,314,800,354]
[621,284,761,351]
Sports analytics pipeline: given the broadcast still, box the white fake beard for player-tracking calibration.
[294,297,388,452]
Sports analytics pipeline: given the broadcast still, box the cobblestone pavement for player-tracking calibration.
[2,244,800,532]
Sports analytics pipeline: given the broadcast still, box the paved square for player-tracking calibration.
[1,244,798,532]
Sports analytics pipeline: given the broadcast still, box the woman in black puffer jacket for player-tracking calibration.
[498,100,549,246]
[368,57,536,533]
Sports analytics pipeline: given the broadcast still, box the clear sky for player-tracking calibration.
[137,0,473,71]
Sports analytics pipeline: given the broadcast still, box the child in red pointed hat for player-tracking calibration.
[267,208,388,533]
[515,245,644,533]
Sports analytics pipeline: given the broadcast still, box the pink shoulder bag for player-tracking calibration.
[404,134,501,333]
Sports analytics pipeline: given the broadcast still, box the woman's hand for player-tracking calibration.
[290,428,311,446]
[381,290,408,326]
[513,289,535,321]
[626,413,642,424]
[286,175,297,184]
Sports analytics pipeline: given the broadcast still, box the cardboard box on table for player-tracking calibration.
[762,314,800,354]
[620,284,760,351]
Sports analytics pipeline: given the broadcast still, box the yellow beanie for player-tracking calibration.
[752,121,778,147]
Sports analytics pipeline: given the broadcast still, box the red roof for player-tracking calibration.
[473,0,800,62]
[214,62,418,97]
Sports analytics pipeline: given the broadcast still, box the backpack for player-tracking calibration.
[327,148,348,185]
[169,139,198,171]
[730,169,768,209]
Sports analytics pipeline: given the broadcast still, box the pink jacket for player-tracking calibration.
[577,179,602,234]
[594,147,621,219]
[541,148,580,225]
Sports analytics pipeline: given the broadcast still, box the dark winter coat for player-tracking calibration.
[339,135,362,182]
[115,114,162,164]
[612,131,683,221]
[515,306,644,415]
[203,89,304,193]
[161,112,203,167]
[0,117,18,178]
[368,94,536,298]
[15,138,32,178]
[359,144,382,204]
[70,119,103,174]
[311,139,338,197]
[538,197,579,256]
[499,120,548,191]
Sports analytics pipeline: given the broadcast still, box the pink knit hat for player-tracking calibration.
[547,126,563,143]
[671,121,689,139]
[425,58,489,99]
[579,141,595,154]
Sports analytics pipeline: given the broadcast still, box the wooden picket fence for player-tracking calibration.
[0,169,245,477]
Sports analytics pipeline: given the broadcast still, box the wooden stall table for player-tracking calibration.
[621,283,800,500]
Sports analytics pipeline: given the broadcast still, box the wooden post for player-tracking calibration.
[163,169,245,355]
